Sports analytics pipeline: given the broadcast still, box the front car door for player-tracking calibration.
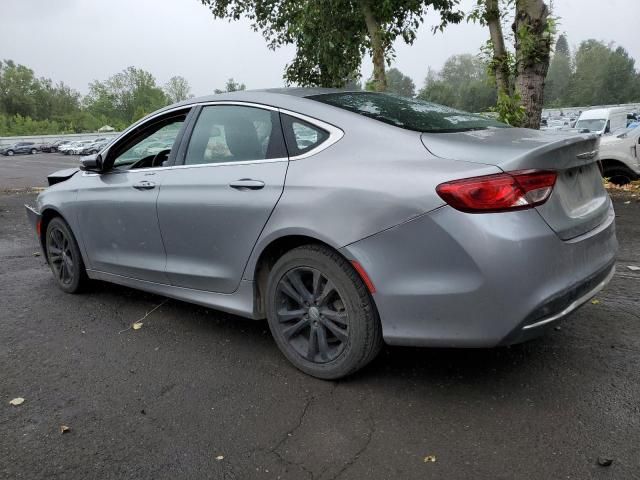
[157,103,288,293]
[76,108,191,283]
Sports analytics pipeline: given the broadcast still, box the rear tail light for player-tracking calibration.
[436,170,557,213]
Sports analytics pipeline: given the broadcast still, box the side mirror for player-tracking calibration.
[79,153,103,172]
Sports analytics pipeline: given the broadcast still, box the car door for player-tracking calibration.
[157,103,289,293]
[76,108,192,283]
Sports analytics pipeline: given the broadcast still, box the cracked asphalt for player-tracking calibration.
[1,154,640,479]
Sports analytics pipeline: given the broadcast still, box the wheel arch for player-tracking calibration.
[39,207,69,259]
[250,233,348,319]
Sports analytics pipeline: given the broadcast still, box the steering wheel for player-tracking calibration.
[151,149,171,167]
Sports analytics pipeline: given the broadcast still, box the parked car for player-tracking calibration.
[0,141,38,156]
[574,107,628,135]
[41,139,69,153]
[599,124,640,185]
[69,140,97,155]
[25,89,618,379]
[79,140,109,155]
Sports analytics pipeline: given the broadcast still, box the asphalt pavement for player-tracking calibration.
[1,153,639,479]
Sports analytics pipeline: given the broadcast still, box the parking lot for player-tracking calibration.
[1,153,640,479]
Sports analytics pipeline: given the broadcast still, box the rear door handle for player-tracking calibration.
[229,179,265,190]
[133,180,156,190]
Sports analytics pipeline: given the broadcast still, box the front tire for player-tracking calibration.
[30,148,37,154]
[604,164,637,186]
[7,150,14,156]
[45,217,88,293]
[266,245,383,380]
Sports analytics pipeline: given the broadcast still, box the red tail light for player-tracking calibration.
[436,170,557,213]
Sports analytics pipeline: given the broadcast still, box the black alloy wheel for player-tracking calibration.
[274,266,349,363]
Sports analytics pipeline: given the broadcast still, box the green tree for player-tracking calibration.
[0,60,41,118]
[418,54,496,111]
[200,0,464,91]
[164,75,193,103]
[214,78,246,94]
[85,66,166,125]
[544,34,572,106]
[384,68,416,97]
[469,0,554,128]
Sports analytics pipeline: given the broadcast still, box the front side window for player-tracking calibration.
[309,92,506,133]
[184,105,284,165]
[110,114,186,169]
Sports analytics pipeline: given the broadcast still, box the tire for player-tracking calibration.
[604,165,637,186]
[45,217,88,294]
[266,244,383,379]
[7,150,14,156]
[30,148,37,154]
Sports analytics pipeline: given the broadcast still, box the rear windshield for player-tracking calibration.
[309,92,506,133]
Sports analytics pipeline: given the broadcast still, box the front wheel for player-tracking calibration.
[604,165,637,186]
[266,245,383,379]
[30,148,37,154]
[45,217,88,293]
[7,150,14,156]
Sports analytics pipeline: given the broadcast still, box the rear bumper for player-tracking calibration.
[342,201,618,348]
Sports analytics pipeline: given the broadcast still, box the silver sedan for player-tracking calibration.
[26,89,618,379]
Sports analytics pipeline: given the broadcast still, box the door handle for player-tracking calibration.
[133,180,156,190]
[229,179,265,190]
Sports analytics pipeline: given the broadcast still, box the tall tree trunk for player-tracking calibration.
[513,0,552,129]
[360,0,387,92]
[484,0,512,96]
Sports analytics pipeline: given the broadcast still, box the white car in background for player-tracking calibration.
[599,124,640,184]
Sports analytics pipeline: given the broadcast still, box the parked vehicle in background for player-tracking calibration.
[599,124,640,185]
[79,140,109,155]
[0,141,38,156]
[69,140,96,155]
[575,107,628,135]
[42,139,70,153]
[26,89,618,379]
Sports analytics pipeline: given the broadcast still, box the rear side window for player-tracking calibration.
[184,105,286,165]
[309,92,506,133]
[281,114,329,157]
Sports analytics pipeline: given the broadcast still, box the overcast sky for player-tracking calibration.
[2,0,639,97]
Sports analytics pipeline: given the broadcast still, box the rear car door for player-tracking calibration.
[157,103,288,293]
[76,109,191,283]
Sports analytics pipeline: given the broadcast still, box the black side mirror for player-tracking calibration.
[79,153,103,172]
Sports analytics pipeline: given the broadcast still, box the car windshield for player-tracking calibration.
[575,119,606,132]
[309,92,507,133]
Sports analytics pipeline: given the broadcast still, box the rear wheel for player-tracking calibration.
[266,244,383,379]
[30,148,37,154]
[45,217,88,293]
[7,150,14,156]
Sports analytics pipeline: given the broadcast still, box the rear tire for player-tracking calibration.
[45,217,88,293]
[266,244,383,380]
[30,148,37,154]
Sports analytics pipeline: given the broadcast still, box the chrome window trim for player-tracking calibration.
[100,100,344,172]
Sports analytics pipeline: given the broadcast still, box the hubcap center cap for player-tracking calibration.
[308,306,320,321]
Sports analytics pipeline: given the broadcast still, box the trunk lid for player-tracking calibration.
[422,128,609,240]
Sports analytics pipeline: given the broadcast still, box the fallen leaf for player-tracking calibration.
[423,455,437,463]
[9,397,25,406]
[60,425,70,434]
[597,457,613,467]
[591,299,600,305]
[132,322,143,330]
[215,455,224,461]
[627,265,640,271]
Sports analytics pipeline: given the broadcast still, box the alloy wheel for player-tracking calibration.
[274,267,349,363]
[48,227,75,286]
